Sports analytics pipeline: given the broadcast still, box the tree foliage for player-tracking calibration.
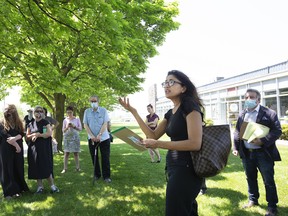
[0,0,179,148]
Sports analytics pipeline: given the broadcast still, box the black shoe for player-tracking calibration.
[94,176,100,181]
[104,178,112,183]
[265,208,278,216]
[243,200,259,209]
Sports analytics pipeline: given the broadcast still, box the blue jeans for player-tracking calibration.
[242,150,278,209]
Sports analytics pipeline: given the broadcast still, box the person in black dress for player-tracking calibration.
[119,70,204,216]
[26,105,59,194]
[0,104,29,199]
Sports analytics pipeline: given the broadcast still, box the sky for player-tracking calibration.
[3,0,288,118]
[129,0,288,116]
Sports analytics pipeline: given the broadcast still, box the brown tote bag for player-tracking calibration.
[190,124,232,177]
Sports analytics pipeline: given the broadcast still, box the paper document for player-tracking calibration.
[240,122,270,143]
[111,127,146,151]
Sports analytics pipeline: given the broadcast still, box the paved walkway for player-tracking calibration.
[276,139,288,146]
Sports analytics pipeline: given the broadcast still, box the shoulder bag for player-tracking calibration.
[191,124,232,177]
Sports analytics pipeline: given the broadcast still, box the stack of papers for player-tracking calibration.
[111,127,146,151]
[240,122,270,143]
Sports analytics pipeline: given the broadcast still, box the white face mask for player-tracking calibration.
[91,102,99,109]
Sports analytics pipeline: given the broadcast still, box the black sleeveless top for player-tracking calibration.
[164,103,202,167]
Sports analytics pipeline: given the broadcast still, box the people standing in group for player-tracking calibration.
[61,106,82,173]
[26,105,59,194]
[83,95,112,183]
[119,70,204,216]
[233,88,282,216]
[0,104,29,199]
[145,104,161,163]
[24,108,34,130]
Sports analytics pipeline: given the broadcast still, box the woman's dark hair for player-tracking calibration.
[66,106,74,111]
[167,70,205,115]
[147,104,153,109]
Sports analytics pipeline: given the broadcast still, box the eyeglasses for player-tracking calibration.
[161,80,182,88]
[34,110,43,113]
[90,100,97,103]
[67,111,73,114]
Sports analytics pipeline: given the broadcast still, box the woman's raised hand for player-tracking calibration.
[118,97,137,113]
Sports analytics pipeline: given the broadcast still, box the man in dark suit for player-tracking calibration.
[233,88,282,216]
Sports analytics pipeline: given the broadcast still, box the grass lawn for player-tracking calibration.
[1,123,287,216]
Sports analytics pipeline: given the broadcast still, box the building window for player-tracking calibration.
[264,97,277,112]
[280,96,288,117]
[264,90,276,96]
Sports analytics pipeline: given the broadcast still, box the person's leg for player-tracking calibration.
[47,174,59,193]
[199,178,207,195]
[154,148,161,162]
[99,139,111,180]
[89,139,101,178]
[62,152,69,173]
[256,151,278,210]
[148,148,155,162]
[36,179,44,193]
[242,154,260,204]
[74,152,80,171]
[166,165,202,216]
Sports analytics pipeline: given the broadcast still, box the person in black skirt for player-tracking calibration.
[26,105,59,194]
[0,104,29,199]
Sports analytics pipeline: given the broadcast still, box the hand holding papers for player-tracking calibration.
[240,122,270,143]
[111,127,146,151]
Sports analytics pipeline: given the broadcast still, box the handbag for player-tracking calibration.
[190,124,232,177]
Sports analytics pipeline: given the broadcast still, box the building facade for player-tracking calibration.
[155,60,288,125]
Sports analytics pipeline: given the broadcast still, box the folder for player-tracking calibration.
[240,122,269,143]
[111,127,146,151]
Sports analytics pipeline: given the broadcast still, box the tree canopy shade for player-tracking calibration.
[0,0,179,148]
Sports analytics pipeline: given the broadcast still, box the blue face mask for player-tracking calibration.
[244,99,257,109]
[91,102,98,109]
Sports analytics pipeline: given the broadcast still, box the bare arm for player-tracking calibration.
[143,111,203,151]
[119,97,165,139]
[7,134,22,153]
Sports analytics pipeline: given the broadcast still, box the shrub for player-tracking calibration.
[280,124,288,140]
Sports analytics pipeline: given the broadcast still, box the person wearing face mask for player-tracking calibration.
[24,108,34,131]
[83,95,111,183]
[26,105,60,194]
[233,89,282,216]
[0,104,29,199]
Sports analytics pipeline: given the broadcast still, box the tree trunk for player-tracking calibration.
[54,93,66,151]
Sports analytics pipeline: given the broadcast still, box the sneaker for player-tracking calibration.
[35,187,44,194]
[61,169,66,174]
[199,189,207,195]
[104,178,112,183]
[265,208,278,216]
[242,200,259,209]
[50,186,60,193]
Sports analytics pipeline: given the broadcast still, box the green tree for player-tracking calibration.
[0,0,179,149]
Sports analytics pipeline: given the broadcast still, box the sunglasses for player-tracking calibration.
[34,110,43,113]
